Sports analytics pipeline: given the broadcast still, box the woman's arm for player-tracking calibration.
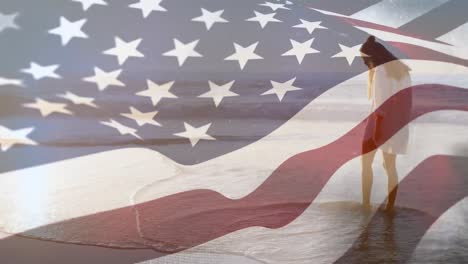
[367,69,375,100]
[372,68,391,117]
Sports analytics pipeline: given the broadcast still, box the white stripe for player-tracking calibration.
[355,26,468,60]
[0,60,466,235]
[350,0,450,28]
[437,22,468,46]
[412,198,468,262]
[137,252,262,264]
[308,8,349,18]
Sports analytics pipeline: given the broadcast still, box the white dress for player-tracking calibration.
[367,62,412,154]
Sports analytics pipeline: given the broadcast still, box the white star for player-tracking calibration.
[101,119,141,140]
[103,37,144,65]
[192,8,228,30]
[23,98,73,117]
[21,62,61,80]
[259,2,290,11]
[58,91,97,108]
[262,77,302,101]
[0,126,37,152]
[246,11,281,28]
[199,81,238,107]
[293,19,327,34]
[282,38,319,64]
[49,17,88,46]
[83,67,124,91]
[224,42,263,70]
[163,39,202,66]
[121,107,160,127]
[71,0,107,11]
[332,44,367,65]
[136,80,177,106]
[174,122,215,147]
[129,0,166,18]
[0,12,19,33]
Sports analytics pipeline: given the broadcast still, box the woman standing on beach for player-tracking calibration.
[359,36,412,211]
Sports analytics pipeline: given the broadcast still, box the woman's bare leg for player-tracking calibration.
[361,150,377,208]
[382,152,398,210]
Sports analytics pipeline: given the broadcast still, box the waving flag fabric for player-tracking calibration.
[0,0,467,263]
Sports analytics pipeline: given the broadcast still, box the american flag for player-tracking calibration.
[0,0,467,263]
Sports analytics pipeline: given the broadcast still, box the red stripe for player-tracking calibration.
[389,41,468,67]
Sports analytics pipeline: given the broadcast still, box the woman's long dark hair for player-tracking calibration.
[360,36,411,80]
